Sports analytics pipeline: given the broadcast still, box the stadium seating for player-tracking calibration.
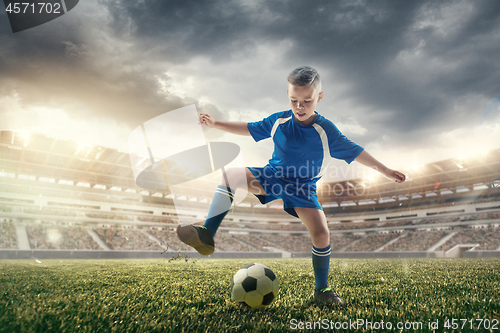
[26,224,58,250]
[146,228,187,250]
[26,224,101,250]
[25,207,76,217]
[1,132,500,257]
[0,221,17,249]
[343,233,401,252]
[216,233,266,252]
[243,223,308,231]
[86,212,134,221]
[93,227,163,250]
[254,234,312,253]
[137,216,175,223]
[437,226,500,251]
[381,220,415,227]
[382,230,450,251]
[331,234,364,251]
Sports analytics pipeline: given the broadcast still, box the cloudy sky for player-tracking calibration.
[1,0,500,182]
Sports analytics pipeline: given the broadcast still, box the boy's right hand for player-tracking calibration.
[198,113,216,128]
[198,114,250,136]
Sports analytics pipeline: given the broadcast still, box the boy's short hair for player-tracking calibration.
[287,66,322,92]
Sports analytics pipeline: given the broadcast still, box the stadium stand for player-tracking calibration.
[26,224,59,250]
[215,233,257,252]
[86,213,133,221]
[93,227,163,251]
[342,233,401,252]
[217,233,268,252]
[25,207,76,217]
[329,222,378,230]
[331,234,364,251]
[382,230,450,252]
[138,216,175,223]
[437,225,500,251]
[0,221,17,249]
[26,224,101,250]
[243,223,308,231]
[59,227,101,250]
[381,220,415,227]
[1,130,499,258]
[255,234,312,253]
[146,228,187,250]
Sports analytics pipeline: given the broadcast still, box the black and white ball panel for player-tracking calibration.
[264,268,276,281]
[241,276,258,292]
[230,263,279,309]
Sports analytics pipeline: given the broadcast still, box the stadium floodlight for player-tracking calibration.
[10,130,29,146]
[362,167,379,183]
[410,165,423,172]
[18,132,30,147]
[364,175,377,184]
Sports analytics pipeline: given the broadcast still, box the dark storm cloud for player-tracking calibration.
[0,2,218,128]
[1,0,499,153]
[100,0,258,63]
[101,0,500,143]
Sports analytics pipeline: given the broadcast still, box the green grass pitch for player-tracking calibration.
[1,258,499,332]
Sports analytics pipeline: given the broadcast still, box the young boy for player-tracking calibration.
[177,66,406,305]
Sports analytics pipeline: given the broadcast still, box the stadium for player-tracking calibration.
[1,130,499,260]
[1,130,499,332]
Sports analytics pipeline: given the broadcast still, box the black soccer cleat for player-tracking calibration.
[176,225,215,255]
[314,286,345,305]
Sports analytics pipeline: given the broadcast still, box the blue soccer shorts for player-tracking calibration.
[247,166,323,218]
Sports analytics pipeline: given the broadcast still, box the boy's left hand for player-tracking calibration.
[385,169,406,183]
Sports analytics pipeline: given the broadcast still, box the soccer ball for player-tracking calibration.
[230,263,279,309]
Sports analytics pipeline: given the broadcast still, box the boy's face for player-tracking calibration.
[287,83,324,125]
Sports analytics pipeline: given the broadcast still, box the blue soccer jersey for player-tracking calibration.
[247,110,364,184]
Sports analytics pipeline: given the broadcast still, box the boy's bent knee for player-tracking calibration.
[220,167,245,189]
[310,229,330,248]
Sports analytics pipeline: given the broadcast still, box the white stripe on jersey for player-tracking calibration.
[312,123,333,180]
[270,116,292,138]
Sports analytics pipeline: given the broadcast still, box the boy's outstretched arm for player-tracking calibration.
[198,113,250,136]
[354,150,406,183]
